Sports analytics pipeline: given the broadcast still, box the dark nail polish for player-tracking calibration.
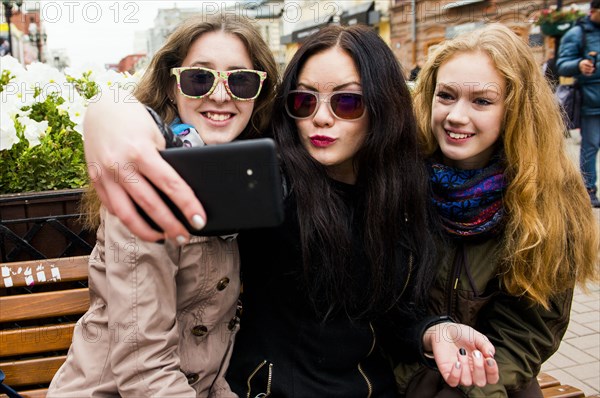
[459,348,467,356]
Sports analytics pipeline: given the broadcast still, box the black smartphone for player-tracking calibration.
[136,138,284,236]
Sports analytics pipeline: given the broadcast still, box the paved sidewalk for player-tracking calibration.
[541,283,600,395]
[540,130,600,396]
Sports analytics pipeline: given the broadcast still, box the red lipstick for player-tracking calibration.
[310,135,336,147]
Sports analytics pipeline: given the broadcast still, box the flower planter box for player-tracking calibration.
[540,21,574,37]
[0,189,95,263]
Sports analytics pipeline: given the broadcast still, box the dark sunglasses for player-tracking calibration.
[285,90,365,120]
[171,67,267,101]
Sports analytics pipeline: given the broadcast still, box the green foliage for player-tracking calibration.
[535,8,586,26]
[66,71,99,99]
[0,70,14,93]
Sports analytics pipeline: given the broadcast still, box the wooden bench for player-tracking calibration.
[0,256,90,398]
[539,372,590,398]
[1,256,598,398]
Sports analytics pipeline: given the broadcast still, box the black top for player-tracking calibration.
[153,111,439,395]
[227,180,423,397]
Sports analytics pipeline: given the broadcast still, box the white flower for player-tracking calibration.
[1,57,142,151]
[2,61,67,107]
[0,85,24,116]
[25,62,67,85]
[24,62,68,101]
[18,115,48,147]
[1,55,27,81]
[58,90,87,134]
[66,62,107,79]
[64,65,93,80]
[0,109,18,150]
[93,69,138,98]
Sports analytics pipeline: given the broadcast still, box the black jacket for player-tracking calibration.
[227,182,431,397]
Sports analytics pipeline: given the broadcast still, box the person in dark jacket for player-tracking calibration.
[557,0,600,207]
[396,24,599,398]
[409,63,422,81]
[542,54,560,90]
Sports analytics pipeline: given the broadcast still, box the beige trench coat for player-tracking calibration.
[48,208,240,397]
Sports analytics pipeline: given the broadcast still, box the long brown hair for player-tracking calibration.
[82,15,279,229]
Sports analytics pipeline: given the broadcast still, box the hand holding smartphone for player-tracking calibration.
[136,138,284,236]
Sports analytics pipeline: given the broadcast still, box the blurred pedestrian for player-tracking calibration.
[542,53,559,90]
[0,38,9,56]
[409,62,422,81]
[557,0,600,207]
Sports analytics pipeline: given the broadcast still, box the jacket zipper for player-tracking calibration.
[357,323,375,398]
[246,360,273,398]
[446,244,464,316]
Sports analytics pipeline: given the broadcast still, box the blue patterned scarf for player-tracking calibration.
[429,157,507,239]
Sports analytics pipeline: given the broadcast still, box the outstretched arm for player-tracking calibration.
[83,92,205,243]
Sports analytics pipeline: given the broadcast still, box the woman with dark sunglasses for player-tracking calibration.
[225,24,500,397]
[80,24,499,397]
[48,15,277,397]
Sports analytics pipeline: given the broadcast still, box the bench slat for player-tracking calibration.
[0,288,89,322]
[542,384,586,398]
[0,323,75,356]
[0,355,66,387]
[0,256,89,288]
[539,373,561,389]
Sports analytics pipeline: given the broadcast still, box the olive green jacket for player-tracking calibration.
[395,238,573,397]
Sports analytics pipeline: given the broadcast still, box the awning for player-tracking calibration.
[442,0,486,11]
[340,1,375,26]
[280,34,292,45]
[291,16,332,42]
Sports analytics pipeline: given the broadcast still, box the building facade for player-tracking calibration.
[142,1,285,70]
[1,6,46,64]
[390,0,588,77]
[281,0,393,62]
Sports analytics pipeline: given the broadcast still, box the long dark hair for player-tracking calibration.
[271,24,436,318]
